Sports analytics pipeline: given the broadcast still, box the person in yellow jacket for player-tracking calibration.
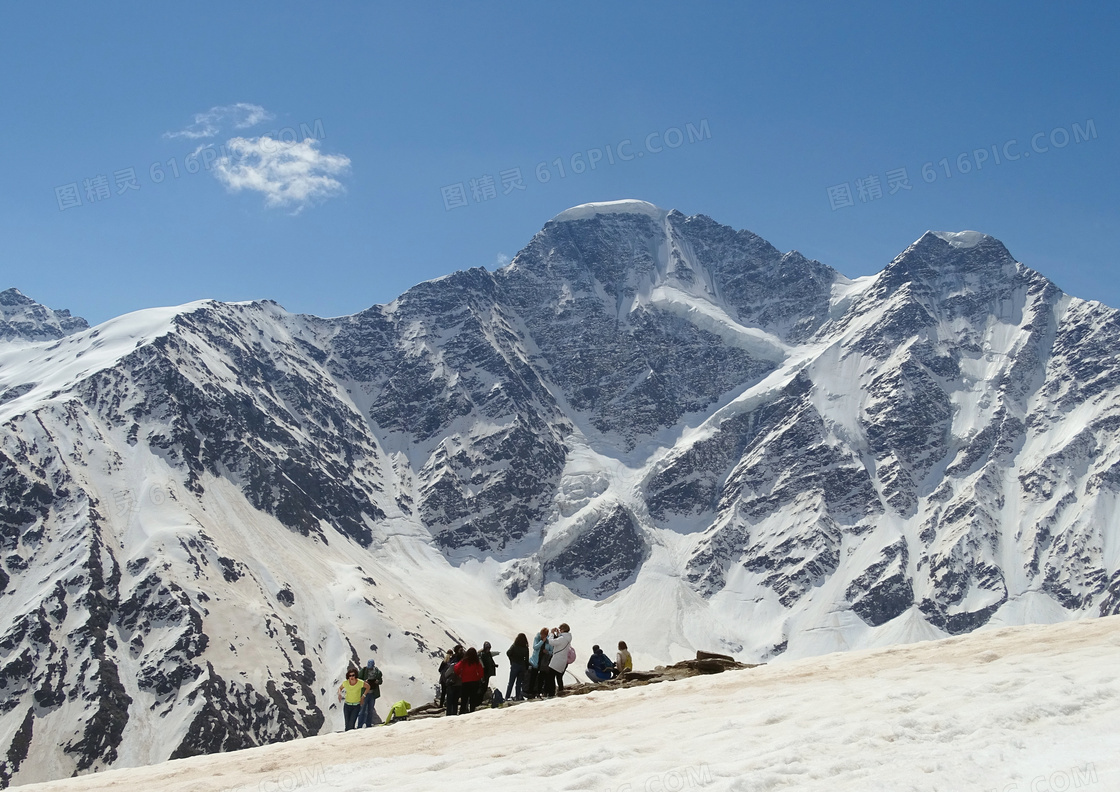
[383,700,411,724]
[616,640,633,673]
[337,669,369,731]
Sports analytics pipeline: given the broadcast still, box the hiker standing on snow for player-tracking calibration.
[454,647,487,714]
[505,633,530,701]
[337,668,369,731]
[547,623,573,696]
[437,647,459,707]
[480,641,498,700]
[527,628,552,699]
[356,659,383,727]
[442,645,465,716]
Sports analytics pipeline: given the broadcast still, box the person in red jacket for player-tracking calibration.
[453,647,486,714]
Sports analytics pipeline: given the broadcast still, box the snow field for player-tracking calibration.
[18,616,1120,792]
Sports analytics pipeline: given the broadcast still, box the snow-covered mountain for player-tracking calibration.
[3,200,1120,785]
[0,289,88,344]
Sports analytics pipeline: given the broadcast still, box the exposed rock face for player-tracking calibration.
[544,504,649,598]
[0,288,88,343]
[2,205,1120,785]
[498,211,780,448]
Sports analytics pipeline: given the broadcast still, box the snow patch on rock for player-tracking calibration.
[930,230,991,249]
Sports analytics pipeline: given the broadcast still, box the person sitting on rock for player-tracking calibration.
[616,640,633,674]
[586,644,617,682]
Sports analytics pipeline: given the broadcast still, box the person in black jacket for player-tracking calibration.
[481,641,498,687]
[505,633,530,701]
[441,645,464,715]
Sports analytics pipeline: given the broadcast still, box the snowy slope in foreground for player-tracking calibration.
[19,617,1120,792]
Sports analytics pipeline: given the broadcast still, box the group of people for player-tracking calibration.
[586,640,632,681]
[336,658,384,730]
[438,643,496,716]
[339,627,636,729]
[438,625,634,715]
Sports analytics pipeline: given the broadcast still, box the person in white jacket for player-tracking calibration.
[547,623,572,696]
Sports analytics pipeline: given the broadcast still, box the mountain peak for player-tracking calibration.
[928,230,992,249]
[0,287,33,306]
[0,287,89,343]
[910,229,1011,259]
[548,199,668,224]
[876,230,1017,292]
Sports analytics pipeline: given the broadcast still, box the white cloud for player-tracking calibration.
[229,104,272,129]
[211,136,351,213]
[165,103,273,140]
[495,253,511,267]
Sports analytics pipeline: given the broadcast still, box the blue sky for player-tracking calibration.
[1,2,1117,325]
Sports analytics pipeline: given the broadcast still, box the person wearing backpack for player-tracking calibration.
[547,623,573,696]
[356,659,383,727]
[505,633,530,701]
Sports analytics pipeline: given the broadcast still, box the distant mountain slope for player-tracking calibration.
[2,201,1119,786]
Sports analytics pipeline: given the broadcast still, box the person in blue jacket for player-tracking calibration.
[526,628,551,698]
[586,644,617,682]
